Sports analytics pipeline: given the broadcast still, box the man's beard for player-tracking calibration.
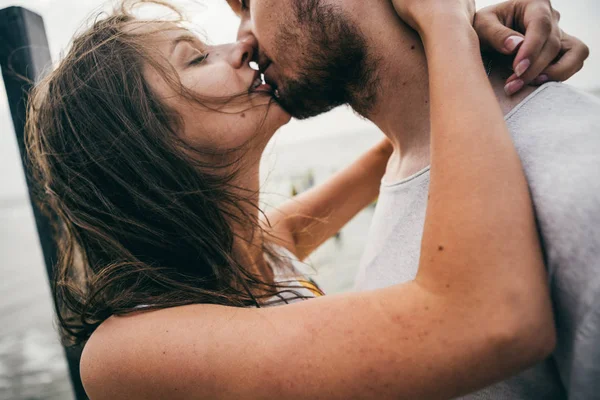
[273,0,379,119]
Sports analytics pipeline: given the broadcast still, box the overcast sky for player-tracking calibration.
[2,0,599,199]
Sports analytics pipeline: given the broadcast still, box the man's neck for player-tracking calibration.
[348,1,537,182]
[348,0,431,180]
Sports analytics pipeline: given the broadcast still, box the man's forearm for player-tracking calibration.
[279,139,392,260]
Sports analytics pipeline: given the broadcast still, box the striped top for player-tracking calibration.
[262,245,324,306]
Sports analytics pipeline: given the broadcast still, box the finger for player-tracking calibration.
[474,10,525,54]
[508,33,590,91]
[512,11,555,78]
[505,73,519,84]
[518,27,562,83]
[531,74,551,86]
[504,78,526,96]
[542,36,590,82]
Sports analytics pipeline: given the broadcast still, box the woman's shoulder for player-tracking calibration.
[81,308,171,377]
[80,311,147,397]
[80,303,234,398]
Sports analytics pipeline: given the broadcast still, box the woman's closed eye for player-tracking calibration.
[239,0,250,12]
[189,52,209,66]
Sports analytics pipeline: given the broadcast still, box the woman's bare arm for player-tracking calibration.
[80,4,554,400]
[264,138,392,260]
[403,1,555,393]
[82,278,551,400]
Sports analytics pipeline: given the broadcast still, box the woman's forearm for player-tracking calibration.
[416,14,554,382]
[419,19,536,283]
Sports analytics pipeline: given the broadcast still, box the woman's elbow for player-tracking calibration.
[488,300,557,369]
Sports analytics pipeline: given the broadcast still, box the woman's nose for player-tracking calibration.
[230,37,258,69]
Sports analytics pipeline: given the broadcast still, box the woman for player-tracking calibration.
[26,0,554,398]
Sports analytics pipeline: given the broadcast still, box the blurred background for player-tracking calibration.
[0,0,599,398]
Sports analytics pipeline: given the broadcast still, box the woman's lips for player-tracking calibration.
[249,73,279,98]
[250,74,273,92]
[249,72,273,93]
[252,83,273,93]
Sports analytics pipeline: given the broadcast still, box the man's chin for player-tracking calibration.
[277,91,342,120]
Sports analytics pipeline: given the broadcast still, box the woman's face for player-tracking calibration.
[140,23,291,151]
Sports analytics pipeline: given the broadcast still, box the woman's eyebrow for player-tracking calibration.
[170,34,199,57]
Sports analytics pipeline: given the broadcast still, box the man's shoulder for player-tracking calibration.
[506,83,600,126]
[505,83,600,271]
[506,83,600,155]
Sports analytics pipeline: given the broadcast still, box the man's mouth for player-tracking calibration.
[249,69,280,99]
[250,74,271,92]
[247,54,281,99]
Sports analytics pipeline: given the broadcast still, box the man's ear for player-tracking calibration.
[225,0,242,17]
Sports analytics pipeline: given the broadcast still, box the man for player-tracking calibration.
[228,0,599,398]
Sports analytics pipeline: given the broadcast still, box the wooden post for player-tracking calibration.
[0,7,87,399]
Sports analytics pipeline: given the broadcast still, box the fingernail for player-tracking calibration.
[515,59,531,77]
[534,74,549,85]
[504,36,524,53]
[504,79,525,96]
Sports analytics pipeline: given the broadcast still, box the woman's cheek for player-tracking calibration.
[184,70,241,98]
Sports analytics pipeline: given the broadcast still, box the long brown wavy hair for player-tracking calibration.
[25,0,316,347]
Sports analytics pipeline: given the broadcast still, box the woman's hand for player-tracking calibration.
[391,0,476,35]
[475,0,590,94]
